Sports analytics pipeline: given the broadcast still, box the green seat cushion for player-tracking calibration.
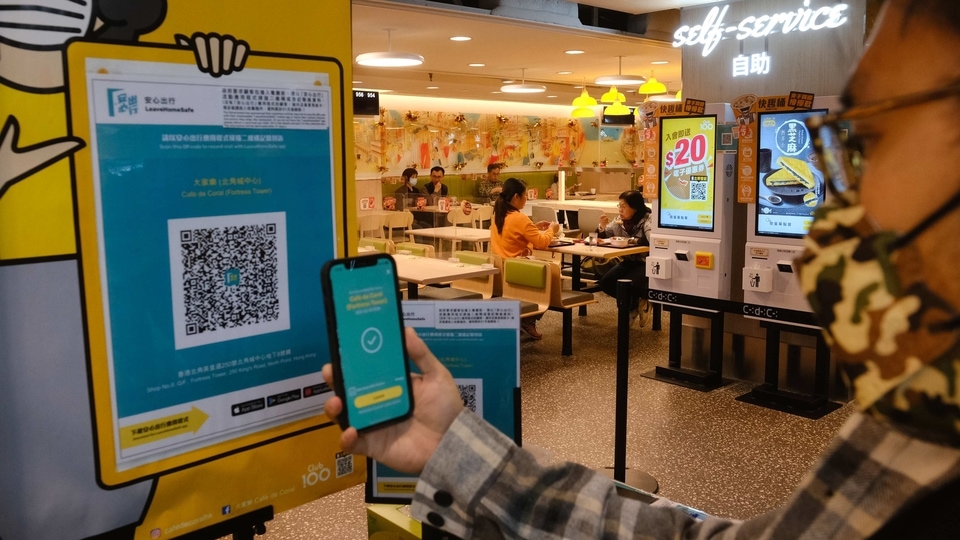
[454,251,491,266]
[504,259,547,289]
[359,238,390,253]
[396,242,430,257]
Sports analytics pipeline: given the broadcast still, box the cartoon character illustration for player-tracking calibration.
[1,2,251,539]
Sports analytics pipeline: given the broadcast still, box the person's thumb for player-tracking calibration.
[404,327,445,377]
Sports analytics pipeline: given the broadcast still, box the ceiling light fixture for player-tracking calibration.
[604,101,631,116]
[600,86,625,103]
[594,56,646,86]
[565,50,585,55]
[571,107,595,118]
[651,60,670,65]
[571,87,597,108]
[449,36,471,41]
[500,68,546,93]
[638,71,667,95]
[557,71,573,75]
[356,28,423,67]
[468,63,485,67]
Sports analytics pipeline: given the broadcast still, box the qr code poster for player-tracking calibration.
[168,212,291,350]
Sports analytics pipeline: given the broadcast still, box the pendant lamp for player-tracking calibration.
[571,106,595,118]
[501,68,546,93]
[604,101,631,116]
[638,71,667,95]
[571,87,597,107]
[594,56,646,86]
[600,86,626,103]
[356,29,424,67]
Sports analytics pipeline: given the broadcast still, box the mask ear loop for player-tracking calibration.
[890,188,960,251]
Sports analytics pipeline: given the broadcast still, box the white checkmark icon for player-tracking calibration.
[360,327,383,354]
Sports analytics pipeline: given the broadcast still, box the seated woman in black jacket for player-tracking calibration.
[594,190,652,325]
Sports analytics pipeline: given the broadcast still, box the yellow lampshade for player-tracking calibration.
[572,88,598,107]
[571,106,595,118]
[604,101,631,116]
[676,88,683,101]
[600,86,626,103]
[638,77,667,95]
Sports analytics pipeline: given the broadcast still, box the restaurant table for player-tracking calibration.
[404,226,491,253]
[545,240,660,330]
[391,253,499,299]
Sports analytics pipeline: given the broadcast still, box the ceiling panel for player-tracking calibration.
[352,0,685,106]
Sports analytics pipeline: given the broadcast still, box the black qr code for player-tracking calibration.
[690,180,708,202]
[336,454,354,478]
[180,223,279,336]
[457,384,478,412]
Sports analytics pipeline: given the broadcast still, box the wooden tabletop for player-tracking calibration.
[391,254,499,285]
[545,241,649,260]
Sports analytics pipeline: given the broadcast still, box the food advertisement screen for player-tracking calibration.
[658,115,717,232]
[755,109,827,238]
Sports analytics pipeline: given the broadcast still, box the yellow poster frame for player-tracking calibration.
[66,41,350,487]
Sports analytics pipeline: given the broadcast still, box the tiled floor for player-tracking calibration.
[251,294,855,539]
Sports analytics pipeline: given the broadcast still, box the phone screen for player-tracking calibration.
[326,256,411,431]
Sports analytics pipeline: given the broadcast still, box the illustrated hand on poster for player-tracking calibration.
[0,116,85,198]
[176,32,250,77]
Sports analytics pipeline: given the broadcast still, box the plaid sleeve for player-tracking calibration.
[411,410,749,539]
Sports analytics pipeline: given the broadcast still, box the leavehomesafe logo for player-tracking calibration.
[673,0,850,57]
[107,88,138,116]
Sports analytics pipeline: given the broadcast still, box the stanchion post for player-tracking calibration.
[614,279,631,482]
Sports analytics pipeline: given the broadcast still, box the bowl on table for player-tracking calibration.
[609,237,629,247]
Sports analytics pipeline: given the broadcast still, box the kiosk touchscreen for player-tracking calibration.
[647,106,737,302]
[743,99,839,314]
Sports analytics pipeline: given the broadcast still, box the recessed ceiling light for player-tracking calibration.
[547,95,558,98]
[426,86,439,89]
[502,79,515,84]
[468,63,485,67]
[651,61,670,65]
[574,85,583,89]
[556,71,572,75]
[450,36,471,41]
[565,50,585,55]
[491,91,502,94]
[352,80,362,84]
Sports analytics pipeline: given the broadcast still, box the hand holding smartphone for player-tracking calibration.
[321,254,413,432]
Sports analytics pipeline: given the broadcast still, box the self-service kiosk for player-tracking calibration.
[645,104,738,390]
[738,97,843,417]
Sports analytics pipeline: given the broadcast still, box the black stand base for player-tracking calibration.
[598,468,659,498]
[642,367,733,392]
[736,383,842,420]
[175,506,273,540]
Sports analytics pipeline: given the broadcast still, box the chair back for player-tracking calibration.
[396,241,435,258]
[530,205,559,224]
[358,213,385,238]
[383,211,414,241]
[472,204,494,229]
[358,237,395,254]
[501,257,551,316]
[446,207,473,227]
[449,251,502,298]
[576,208,605,236]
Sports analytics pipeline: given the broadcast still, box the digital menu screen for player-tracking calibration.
[755,109,827,238]
[658,115,717,232]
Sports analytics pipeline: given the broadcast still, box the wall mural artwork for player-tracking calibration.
[355,109,592,176]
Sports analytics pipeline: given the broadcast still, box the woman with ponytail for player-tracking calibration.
[489,178,559,338]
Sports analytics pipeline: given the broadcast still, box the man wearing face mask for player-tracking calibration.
[323,1,960,537]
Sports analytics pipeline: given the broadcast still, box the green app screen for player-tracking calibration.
[329,258,409,430]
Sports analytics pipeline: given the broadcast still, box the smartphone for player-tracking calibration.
[321,254,413,432]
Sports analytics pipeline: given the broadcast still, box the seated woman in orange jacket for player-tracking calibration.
[489,178,559,338]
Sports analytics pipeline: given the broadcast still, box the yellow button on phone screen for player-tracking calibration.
[354,386,403,409]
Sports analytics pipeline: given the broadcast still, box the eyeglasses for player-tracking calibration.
[805,80,960,206]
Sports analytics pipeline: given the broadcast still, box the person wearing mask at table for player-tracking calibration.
[323,1,960,537]
[595,190,652,326]
[394,167,421,210]
[478,163,503,202]
[490,178,559,339]
[425,166,448,198]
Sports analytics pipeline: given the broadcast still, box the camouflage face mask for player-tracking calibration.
[796,198,960,441]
